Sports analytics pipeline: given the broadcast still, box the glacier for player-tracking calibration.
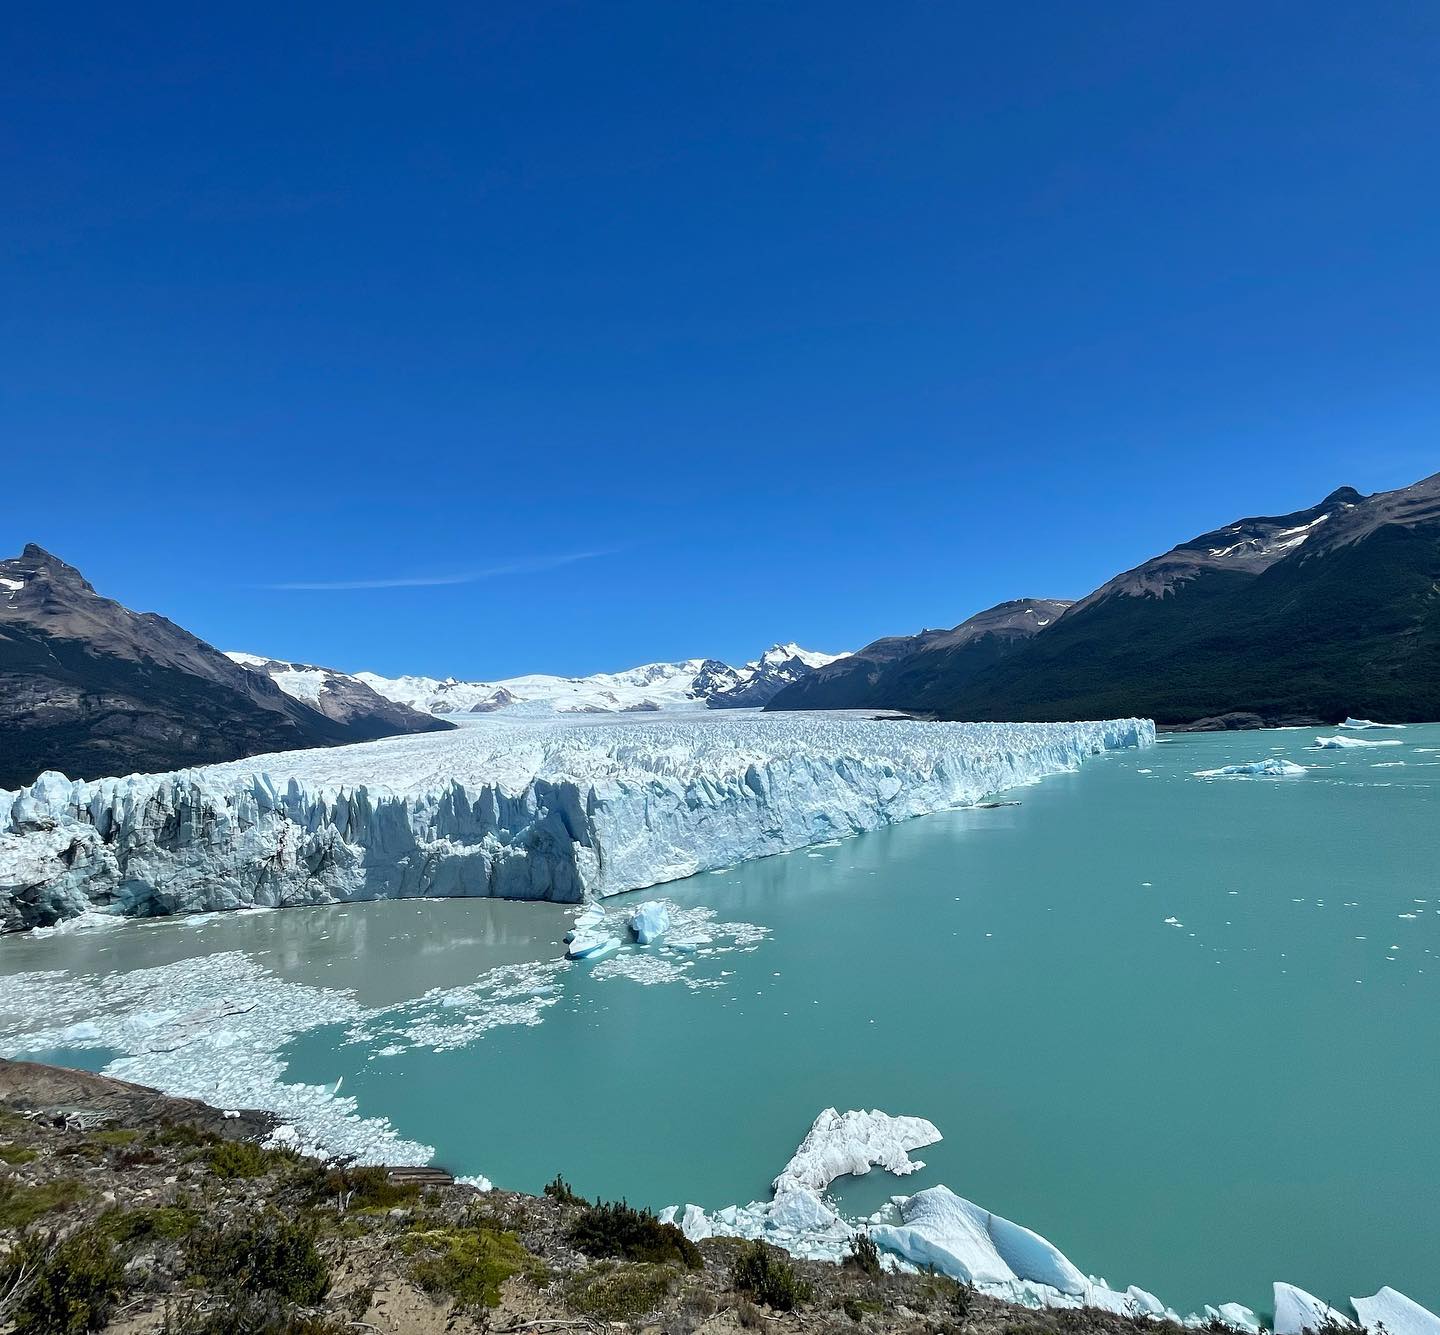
[0,713,1151,931]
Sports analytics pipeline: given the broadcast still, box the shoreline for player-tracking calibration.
[0,1058,1431,1335]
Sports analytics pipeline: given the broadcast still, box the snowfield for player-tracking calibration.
[0,713,1151,929]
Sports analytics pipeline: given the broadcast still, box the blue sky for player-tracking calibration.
[4,2,1438,678]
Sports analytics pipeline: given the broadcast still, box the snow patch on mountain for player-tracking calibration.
[355,644,848,717]
[0,713,1150,929]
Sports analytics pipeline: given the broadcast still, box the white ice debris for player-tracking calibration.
[1338,718,1405,730]
[1312,735,1403,750]
[871,1186,1084,1291]
[1273,1284,1355,1335]
[1194,758,1306,778]
[661,1108,940,1259]
[628,902,670,944]
[565,930,621,961]
[0,952,432,1164]
[1351,1288,1440,1335]
[774,1107,942,1197]
[0,714,1152,930]
[658,1111,1291,1326]
[1206,1306,1261,1333]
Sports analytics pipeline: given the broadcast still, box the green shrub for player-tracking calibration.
[0,1142,37,1164]
[98,1205,201,1245]
[543,1173,584,1206]
[318,1164,418,1212]
[842,1294,883,1322]
[402,1226,546,1310]
[566,1200,701,1269]
[731,1240,813,1311]
[843,1232,881,1276]
[207,1141,271,1179]
[161,1293,347,1335]
[0,1177,86,1228]
[919,1271,973,1320]
[3,1230,124,1335]
[155,1123,220,1149]
[564,1262,676,1322]
[187,1215,330,1304]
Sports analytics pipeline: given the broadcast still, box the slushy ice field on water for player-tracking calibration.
[1,726,1435,1317]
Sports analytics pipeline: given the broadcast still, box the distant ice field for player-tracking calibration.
[0,723,1436,1320]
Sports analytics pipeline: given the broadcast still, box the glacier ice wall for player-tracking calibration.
[0,714,1152,930]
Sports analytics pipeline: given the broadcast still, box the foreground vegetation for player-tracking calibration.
[0,1059,1284,1335]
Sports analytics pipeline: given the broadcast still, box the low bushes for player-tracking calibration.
[564,1262,677,1321]
[566,1200,701,1269]
[1,1229,123,1335]
[402,1225,547,1310]
[731,1239,813,1311]
[187,1215,330,1305]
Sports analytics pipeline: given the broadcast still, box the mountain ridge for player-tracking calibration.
[771,472,1440,726]
[0,546,449,790]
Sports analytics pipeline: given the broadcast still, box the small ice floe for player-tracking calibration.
[628,901,670,945]
[565,930,621,962]
[1312,735,1403,749]
[1273,1283,1355,1335]
[563,902,607,945]
[29,909,124,938]
[1351,1286,1440,1335]
[1339,717,1406,730]
[1163,917,1183,928]
[1194,758,1306,778]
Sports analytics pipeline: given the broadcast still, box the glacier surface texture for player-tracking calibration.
[0,714,1152,929]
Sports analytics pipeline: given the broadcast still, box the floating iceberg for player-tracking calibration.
[1339,718,1405,730]
[1194,758,1307,778]
[0,713,1151,930]
[1273,1283,1355,1335]
[658,1108,1287,1326]
[1351,1287,1440,1335]
[628,901,670,944]
[1312,735,1403,750]
[871,1186,1086,1292]
[774,1107,942,1197]
[565,930,621,961]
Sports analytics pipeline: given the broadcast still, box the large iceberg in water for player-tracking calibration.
[1312,735,1402,750]
[1273,1283,1355,1335]
[1352,1288,1440,1335]
[1195,758,1306,778]
[0,713,1151,930]
[628,901,670,944]
[870,1185,1085,1290]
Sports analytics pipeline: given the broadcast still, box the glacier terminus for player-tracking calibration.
[0,713,1151,930]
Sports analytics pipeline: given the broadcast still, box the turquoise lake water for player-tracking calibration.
[2,726,1436,1316]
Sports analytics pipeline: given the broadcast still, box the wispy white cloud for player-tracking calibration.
[259,549,617,591]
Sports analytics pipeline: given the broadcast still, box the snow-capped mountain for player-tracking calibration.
[224,653,451,738]
[706,643,848,708]
[0,545,450,791]
[355,644,847,717]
